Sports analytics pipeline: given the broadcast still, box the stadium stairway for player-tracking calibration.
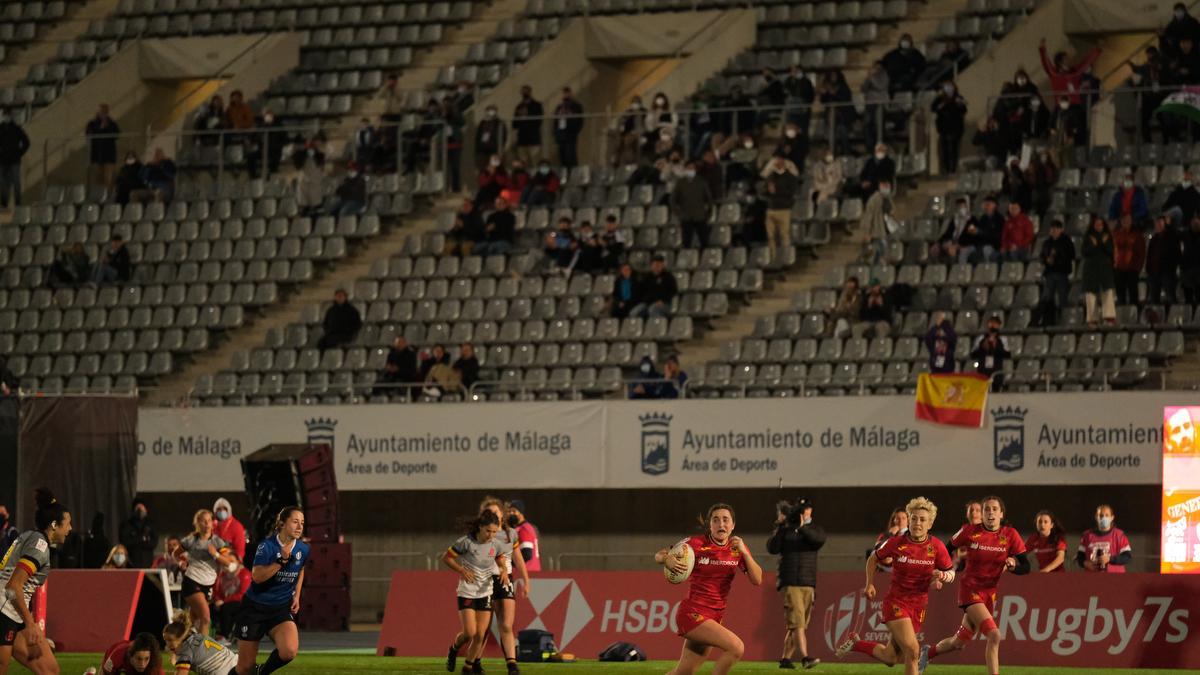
[0,0,120,89]
[678,176,958,370]
[844,0,969,90]
[143,193,463,406]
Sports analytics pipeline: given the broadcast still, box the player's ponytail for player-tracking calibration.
[33,487,67,531]
[478,496,513,536]
[128,631,161,671]
[163,609,194,644]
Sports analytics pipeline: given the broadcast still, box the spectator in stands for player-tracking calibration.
[1130,48,1165,144]
[628,356,663,399]
[119,498,156,569]
[553,87,584,168]
[644,93,680,154]
[1107,173,1150,227]
[1022,95,1053,146]
[354,117,378,169]
[938,39,972,73]
[818,71,855,155]
[295,139,326,216]
[975,195,1004,261]
[855,279,892,339]
[722,84,756,141]
[523,160,560,206]
[726,133,759,185]
[445,198,483,256]
[113,151,145,206]
[505,159,530,205]
[882,33,926,93]
[420,343,451,381]
[1082,215,1118,327]
[247,108,287,178]
[861,61,890,151]
[1040,38,1100,145]
[513,85,544,166]
[81,513,111,568]
[0,111,29,210]
[1112,213,1147,306]
[92,234,131,284]
[1001,201,1035,262]
[861,179,893,264]
[508,500,542,571]
[475,105,506,172]
[441,98,465,192]
[87,104,120,190]
[972,116,1007,170]
[318,289,362,350]
[48,243,90,288]
[1147,215,1182,305]
[763,152,799,257]
[423,346,461,399]
[1164,171,1200,227]
[0,505,16,554]
[193,94,227,146]
[1182,216,1200,303]
[381,73,403,123]
[697,149,723,200]
[212,497,247,563]
[212,556,251,644]
[476,196,516,256]
[686,93,717,160]
[811,147,841,207]
[387,336,420,382]
[826,276,861,338]
[224,90,254,137]
[1164,3,1200,58]
[660,356,688,399]
[610,262,640,318]
[1077,504,1132,572]
[777,122,807,168]
[601,215,626,269]
[633,255,677,319]
[853,143,896,199]
[574,222,603,273]
[453,343,480,391]
[325,162,366,216]
[673,160,715,248]
[759,68,787,121]
[103,544,131,570]
[931,197,975,263]
[972,316,1011,392]
[138,148,176,203]
[608,97,645,166]
[152,536,184,588]
[544,216,579,273]
[1003,156,1033,214]
[1027,147,1058,218]
[1039,220,1076,324]
[475,154,508,206]
[785,66,815,133]
[1166,35,1200,89]
[925,312,957,373]
[932,80,967,173]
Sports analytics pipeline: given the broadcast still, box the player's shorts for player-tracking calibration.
[0,614,23,647]
[491,575,515,602]
[780,585,815,630]
[882,594,928,634]
[675,600,723,637]
[958,584,998,615]
[232,598,294,642]
[181,576,213,601]
[457,595,492,612]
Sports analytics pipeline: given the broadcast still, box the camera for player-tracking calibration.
[776,498,812,526]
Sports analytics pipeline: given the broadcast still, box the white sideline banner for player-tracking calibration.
[137,402,606,492]
[138,392,1180,491]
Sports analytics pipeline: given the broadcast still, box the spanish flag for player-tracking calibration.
[914,373,989,427]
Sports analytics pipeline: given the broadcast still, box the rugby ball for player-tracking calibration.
[663,540,695,584]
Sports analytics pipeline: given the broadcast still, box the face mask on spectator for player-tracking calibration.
[660,133,672,143]
[958,206,969,216]
[126,158,136,165]
[743,140,754,149]
[1122,179,1133,189]
[875,151,886,160]
[538,165,550,175]
[655,97,666,107]
[879,185,891,196]
[1098,516,1113,529]
[900,40,912,49]
[785,128,797,138]
[215,509,229,521]
[227,562,238,573]
[1016,76,1028,86]
[802,516,812,525]
[943,84,954,95]
[824,154,834,163]
[490,158,501,167]
[1177,9,1186,19]
[113,554,127,566]
[486,108,497,118]
[1031,98,1041,109]
[349,170,359,178]
[1059,99,1070,110]
[684,169,696,178]
[1184,180,1193,188]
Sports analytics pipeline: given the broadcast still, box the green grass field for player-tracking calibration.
[20,654,1200,674]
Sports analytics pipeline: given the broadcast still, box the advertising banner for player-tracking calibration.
[139,392,1177,492]
[377,571,1200,669]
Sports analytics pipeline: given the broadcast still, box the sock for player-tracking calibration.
[452,634,468,650]
[258,650,292,675]
[852,640,880,657]
[929,645,941,659]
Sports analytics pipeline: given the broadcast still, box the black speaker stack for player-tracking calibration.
[241,442,351,631]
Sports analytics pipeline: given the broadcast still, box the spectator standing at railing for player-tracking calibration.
[609,97,644,166]
[453,343,480,391]
[723,84,757,141]
[924,312,957,374]
[777,122,807,168]
[193,95,226,147]
[1082,215,1118,327]
[819,71,855,156]
[1039,38,1101,146]
[673,160,714,248]
[697,149,723,201]
[882,34,926,94]
[1112,214,1147,306]
[811,148,842,207]
[553,87,584,169]
[1107,173,1150,227]
[1166,34,1200,86]
[1163,3,1200,59]
[86,103,120,190]
[861,61,890,151]
[224,90,254,141]
[937,39,972,74]
[475,105,506,172]
[476,196,516,257]
[1146,215,1182,306]
[644,93,679,154]
[317,289,362,351]
[512,85,544,166]
[0,111,29,210]
[758,68,787,130]
[932,81,967,173]
[1039,220,1076,325]
[1022,96,1053,147]
[295,140,326,216]
[247,108,287,178]
[785,66,815,131]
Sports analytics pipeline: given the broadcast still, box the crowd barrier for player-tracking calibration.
[377,570,1200,668]
[138,391,1175,492]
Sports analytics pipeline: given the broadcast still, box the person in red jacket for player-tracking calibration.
[1112,213,1148,307]
[101,632,162,674]
[1039,39,1101,106]
[1000,201,1035,261]
[212,497,247,563]
[210,556,252,644]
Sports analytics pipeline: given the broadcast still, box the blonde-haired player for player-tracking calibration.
[836,497,954,675]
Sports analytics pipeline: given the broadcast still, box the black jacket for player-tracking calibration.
[323,302,362,340]
[0,121,30,164]
[767,521,827,588]
[553,99,584,138]
[118,513,157,569]
[932,94,967,136]
[1040,234,1076,275]
[513,97,544,147]
[1165,185,1200,226]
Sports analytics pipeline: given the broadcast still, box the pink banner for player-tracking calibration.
[378,571,1200,669]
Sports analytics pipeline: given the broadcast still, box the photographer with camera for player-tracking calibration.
[767,498,826,670]
[970,314,1011,392]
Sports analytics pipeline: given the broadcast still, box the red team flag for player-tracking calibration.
[914,373,989,428]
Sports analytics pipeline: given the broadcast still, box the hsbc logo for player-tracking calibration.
[517,579,594,649]
[822,588,922,651]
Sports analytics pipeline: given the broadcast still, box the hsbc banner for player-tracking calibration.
[136,402,605,492]
[377,571,1200,669]
[138,391,1176,491]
